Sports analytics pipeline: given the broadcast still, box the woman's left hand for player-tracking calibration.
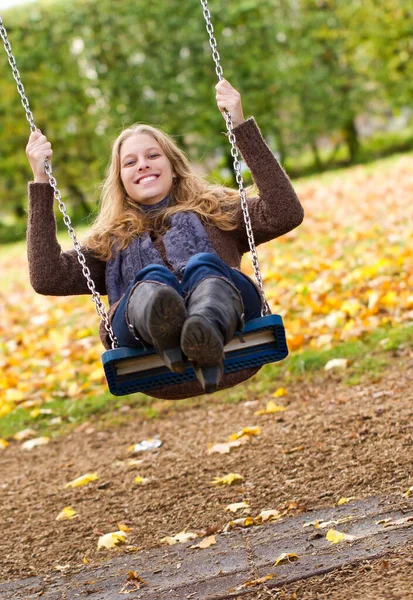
[215,79,245,128]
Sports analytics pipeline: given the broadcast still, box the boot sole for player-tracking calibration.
[181,315,224,365]
[181,316,224,393]
[147,288,187,373]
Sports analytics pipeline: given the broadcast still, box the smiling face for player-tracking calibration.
[120,133,175,206]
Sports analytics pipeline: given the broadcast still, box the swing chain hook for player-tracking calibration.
[199,1,271,316]
[0,17,118,349]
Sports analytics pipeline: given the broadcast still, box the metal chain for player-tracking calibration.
[0,18,36,132]
[200,0,270,316]
[0,17,118,349]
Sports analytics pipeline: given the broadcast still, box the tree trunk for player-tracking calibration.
[343,118,360,163]
[67,184,93,218]
[310,139,323,171]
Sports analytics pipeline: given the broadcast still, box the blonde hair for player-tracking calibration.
[84,124,243,261]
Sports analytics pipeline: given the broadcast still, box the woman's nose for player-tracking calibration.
[137,161,150,171]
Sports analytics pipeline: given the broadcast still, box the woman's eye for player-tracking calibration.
[149,153,160,159]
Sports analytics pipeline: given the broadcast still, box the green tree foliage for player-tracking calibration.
[0,0,412,223]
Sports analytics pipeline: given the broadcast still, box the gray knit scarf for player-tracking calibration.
[105,197,217,305]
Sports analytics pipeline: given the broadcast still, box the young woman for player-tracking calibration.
[26,79,304,395]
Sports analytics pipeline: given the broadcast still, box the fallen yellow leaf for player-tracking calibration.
[222,517,255,532]
[273,387,288,398]
[210,473,244,486]
[274,552,299,566]
[324,358,348,371]
[230,574,274,591]
[207,439,246,454]
[326,529,356,543]
[64,473,99,488]
[56,507,77,521]
[118,523,132,532]
[161,529,198,545]
[21,436,50,451]
[97,531,127,549]
[229,427,261,441]
[0,402,14,418]
[0,439,9,449]
[134,476,150,485]
[54,564,70,571]
[255,400,287,415]
[255,509,283,524]
[326,529,346,543]
[337,496,356,505]
[232,516,255,528]
[14,428,36,441]
[5,389,26,403]
[225,501,250,513]
[190,535,217,549]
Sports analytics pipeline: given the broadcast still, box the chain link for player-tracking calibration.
[0,17,118,348]
[200,0,270,316]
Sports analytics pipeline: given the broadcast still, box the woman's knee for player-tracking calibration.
[185,252,222,268]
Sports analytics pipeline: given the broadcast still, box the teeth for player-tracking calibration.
[139,175,157,184]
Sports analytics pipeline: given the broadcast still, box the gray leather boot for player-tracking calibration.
[127,282,188,373]
[180,277,244,393]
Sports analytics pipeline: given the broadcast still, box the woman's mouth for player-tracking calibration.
[136,174,159,185]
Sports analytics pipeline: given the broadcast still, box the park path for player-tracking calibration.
[1,350,412,599]
[1,494,413,599]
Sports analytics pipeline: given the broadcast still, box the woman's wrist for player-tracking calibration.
[232,117,245,128]
[33,175,50,184]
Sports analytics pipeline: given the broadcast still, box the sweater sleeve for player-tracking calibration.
[27,182,107,296]
[230,118,304,254]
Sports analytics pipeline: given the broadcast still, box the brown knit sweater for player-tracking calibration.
[27,118,304,398]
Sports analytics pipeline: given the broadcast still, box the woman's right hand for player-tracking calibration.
[26,130,53,183]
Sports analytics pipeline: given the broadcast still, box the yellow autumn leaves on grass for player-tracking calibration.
[1,155,412,415]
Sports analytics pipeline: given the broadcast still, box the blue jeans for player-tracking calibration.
[112,252,262,348]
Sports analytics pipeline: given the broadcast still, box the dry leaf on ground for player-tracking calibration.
[207,439,245,455]
[229,426,261,441]
[255,400,287,415]
[225,501,249,513]
[273,387,288,397]
[21,437,50,451]
[64,473,99,488]
[255,509,283,524]
[274,552,299,566]
[56,507,77,521]
[229,574,274,591]
[190,535,216,549]
[97,531,127,549]
[210,473,244,486]
[337,496,356,505]
[326,528,356,543]
[325,358,349,370]
[161,529,198,545]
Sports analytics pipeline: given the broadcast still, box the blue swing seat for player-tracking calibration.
[102,314,288,396]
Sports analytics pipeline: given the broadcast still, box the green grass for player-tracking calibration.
[1,321,411,441]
